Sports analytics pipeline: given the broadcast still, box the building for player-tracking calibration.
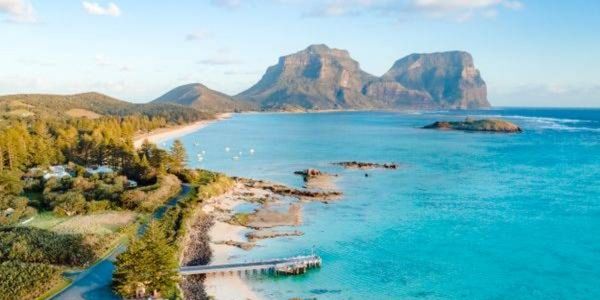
[85,165,115,176]
[42,165,72,180]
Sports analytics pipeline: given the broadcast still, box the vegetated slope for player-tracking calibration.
[0,92,211,123]
[153,83,255,113]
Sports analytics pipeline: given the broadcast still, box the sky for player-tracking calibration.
[0,0,599,107]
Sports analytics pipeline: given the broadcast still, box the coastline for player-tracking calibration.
[193,177,341,300]
[201,186,261,300]
[133,113,231,148]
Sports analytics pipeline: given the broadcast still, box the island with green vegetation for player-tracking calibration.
[423,118,522,133]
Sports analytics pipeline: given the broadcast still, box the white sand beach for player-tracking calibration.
[202,188,261,300]
[133,113,231,148]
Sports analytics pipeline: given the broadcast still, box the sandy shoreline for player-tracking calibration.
[196,177,341,300]
[133,113,231,148]
[202,187,261,300]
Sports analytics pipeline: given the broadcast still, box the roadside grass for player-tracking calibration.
[35,277,71,300]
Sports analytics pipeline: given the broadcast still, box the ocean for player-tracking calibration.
[173,108,600,299]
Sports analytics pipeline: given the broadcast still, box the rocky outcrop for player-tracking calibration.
[423,118,522,133]
[333,161,398,170]
[153,83,254,113]
[237,177,342,201]
[246,230,304,242]
[236,45,490,110]
[294,168,338,192]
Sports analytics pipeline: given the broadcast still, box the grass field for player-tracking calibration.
[25,211,137,235]
[25,212,69,230]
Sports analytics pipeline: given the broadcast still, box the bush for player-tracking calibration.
[120,175,181,212]
[0,227,96,267]
[52,191,86,216]
[85,200,113,213]
[0,261,63,300]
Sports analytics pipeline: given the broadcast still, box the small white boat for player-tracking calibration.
[232,156,240,160]
[201,150,206,155]
[249,149,255,154]
[225,147,230,152]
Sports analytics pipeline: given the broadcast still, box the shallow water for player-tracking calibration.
[175,108,600,299]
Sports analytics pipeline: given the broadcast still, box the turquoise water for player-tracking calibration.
[173,109,600,299]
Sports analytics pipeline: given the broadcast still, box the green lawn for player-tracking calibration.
[24,212,69,230]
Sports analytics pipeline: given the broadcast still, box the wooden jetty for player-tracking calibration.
[180,255,322,276]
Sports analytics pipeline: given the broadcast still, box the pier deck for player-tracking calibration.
[180,255,321,275]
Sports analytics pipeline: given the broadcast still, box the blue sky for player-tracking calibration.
[1,0,599,107]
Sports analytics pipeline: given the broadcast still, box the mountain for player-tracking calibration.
[153,83,254,113]
[237,44,378,110]
[0,92,210,123]
[237,44,490,110]
[380,51,489,109]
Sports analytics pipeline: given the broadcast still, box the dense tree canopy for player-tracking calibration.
[113,222,179,298]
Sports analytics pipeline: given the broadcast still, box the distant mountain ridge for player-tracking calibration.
[236,44,490,110]
[152,83,255,113]
[2,45,491,116]
[0,92,210,123]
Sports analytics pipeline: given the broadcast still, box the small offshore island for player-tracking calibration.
[423,118,522,133]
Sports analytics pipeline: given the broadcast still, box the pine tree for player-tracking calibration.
[113,222,179,298]
[169,139,187,172]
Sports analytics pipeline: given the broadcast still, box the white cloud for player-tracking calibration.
[211,0,242,9]
[119,65,132,72]
[305,0,382,17]
[0,0,36,23]
[300,0,523,21]
[197,58,242,65]
[503,0,523,10]
[95,54,111,66]
[82,1,121,17]
[185,31,212,41]
[408,0,523,20]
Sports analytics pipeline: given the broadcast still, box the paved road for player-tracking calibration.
[51,185,192,300]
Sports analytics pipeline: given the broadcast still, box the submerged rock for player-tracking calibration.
[294,168,323,181]
[423,118,522,133]
[246,229,304,242]
[333,161,398,170]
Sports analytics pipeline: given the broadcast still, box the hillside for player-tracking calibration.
[236,44,490,111]
[152,83,254,113]
[0,92,211,124]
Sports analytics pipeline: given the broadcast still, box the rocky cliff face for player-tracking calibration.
[381,51,489,109]
[237,44,378,110]
[153,83,254,113]
[237,45,490,110]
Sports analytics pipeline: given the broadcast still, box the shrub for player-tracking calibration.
[52,191,86,216]
[85,200,113,213]
[120,175,181,212]
[0,261,63,300]
[0,227,96,267]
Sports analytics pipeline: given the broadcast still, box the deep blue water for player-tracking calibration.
[173,108,600,299]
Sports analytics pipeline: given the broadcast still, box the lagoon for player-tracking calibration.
[175,109,600,299]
